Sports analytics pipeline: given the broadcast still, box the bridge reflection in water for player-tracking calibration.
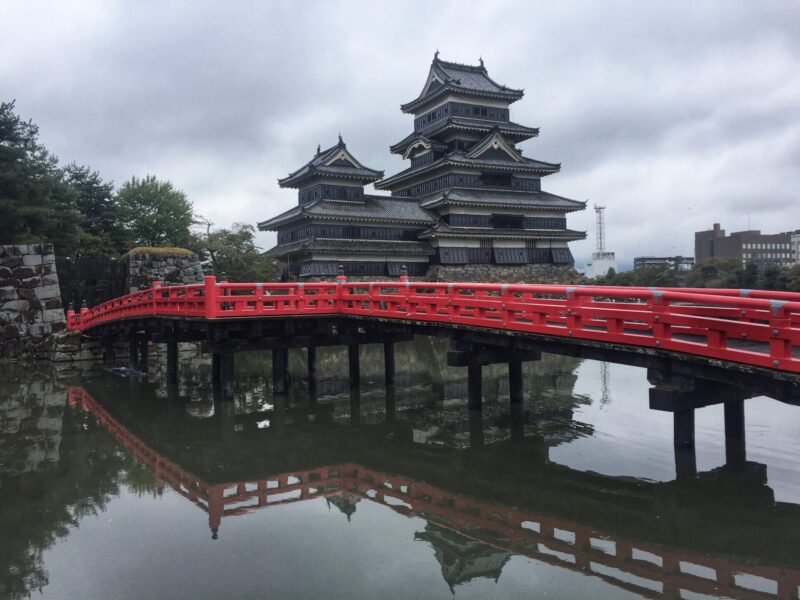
[67,356,800,600]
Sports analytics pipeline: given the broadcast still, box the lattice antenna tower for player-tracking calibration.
[594,204,607,253]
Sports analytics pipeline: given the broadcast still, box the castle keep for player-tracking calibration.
[259,55,586,280]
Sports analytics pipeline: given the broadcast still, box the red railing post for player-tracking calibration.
[204,275,218,319]
[651,290,671,347]
[335,265,347,312]
[768,300,792,368]
[295,282,305,314]
[499,284,511,326]
[565,287,583,333]
[151,281,161,315]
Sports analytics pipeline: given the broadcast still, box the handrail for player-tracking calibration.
[66,276,800,373]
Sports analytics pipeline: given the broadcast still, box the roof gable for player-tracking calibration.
[401,54,524,113]
[419,69,446,99]
[466,131,523,162]
[278,136,383,188]
[401,135,445,160]
[322,145,366,169]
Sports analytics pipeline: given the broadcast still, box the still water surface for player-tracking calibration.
[1,339,799,599]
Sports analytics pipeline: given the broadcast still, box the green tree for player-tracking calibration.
[64,163,124,256]
[760,265,788,291]
[739,262,759,289]
[116,175,194,248]
[0,101,81,256]
[685,258,742,288]
[786,265,800,292]
[591,265,677,287]
[194,220,277,282]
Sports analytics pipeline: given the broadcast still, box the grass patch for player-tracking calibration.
[124,246,195,257]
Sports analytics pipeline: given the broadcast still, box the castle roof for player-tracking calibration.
[278,137,383,188]
[375,150,560,191]
[257,194,436,230]
[264,238,435,258]
[390,118,539,155]
[418,222,586,241]
[419,189,587,212]
[401,55,524,114]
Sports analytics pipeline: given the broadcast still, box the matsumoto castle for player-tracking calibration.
[259,54,587,280]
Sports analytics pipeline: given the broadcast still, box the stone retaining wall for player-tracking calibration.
[297,264,582,284]
[0,369,66,474]
[125,250,204,292]
[425,264,582,284]
[0,244,66,359]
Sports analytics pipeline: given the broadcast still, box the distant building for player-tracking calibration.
[584,252,616,278]
[792,230,800,265]
[633,256,694,271]
[584,205,615,278]
[695,223,795,268]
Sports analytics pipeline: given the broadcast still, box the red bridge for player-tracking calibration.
[67,275,800,376]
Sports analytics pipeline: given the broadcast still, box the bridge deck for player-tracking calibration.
[66,277,800,376]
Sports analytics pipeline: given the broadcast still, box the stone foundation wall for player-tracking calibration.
[295,264,582,284]
[425,264,582,284]
[0,371,66,474]
[125,249,204,292]
[49,330,129,363]
[0,244,66,359]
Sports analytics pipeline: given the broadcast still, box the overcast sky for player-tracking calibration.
[2,1,798,267]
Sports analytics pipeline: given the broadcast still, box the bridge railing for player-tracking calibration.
[341,281,800,372]
[66,276,800,373]
[211,280,340,317]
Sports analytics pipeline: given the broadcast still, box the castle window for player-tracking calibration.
[481,173,512,187]
[491,214,524,229]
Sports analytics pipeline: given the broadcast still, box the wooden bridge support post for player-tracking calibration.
[468,409,484,448]
[383,342,395,386]
[468,364,482,410]
[103,338,115,367]
[272,393,286,433]
[348,344,360,389]
[385,384,396,422]
[272,348,289,396]
[675,445,698,481]
[220,353,235,402]
[166,340,179,385]
[674,409,697,480]
[212,352,222,392]
[307,346,317,399]
[350,388,361,427]
[508,360,523,404]
[724,400,746,470]
[510,402,525,441]
[138,337,149,375]
[674,409,695,447]
[128,335,139,371]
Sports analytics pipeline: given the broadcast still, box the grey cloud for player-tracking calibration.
[1,0,798,264]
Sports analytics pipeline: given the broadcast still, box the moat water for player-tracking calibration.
[1,338,799,599]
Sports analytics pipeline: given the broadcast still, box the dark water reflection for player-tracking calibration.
[1,338,799,599]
